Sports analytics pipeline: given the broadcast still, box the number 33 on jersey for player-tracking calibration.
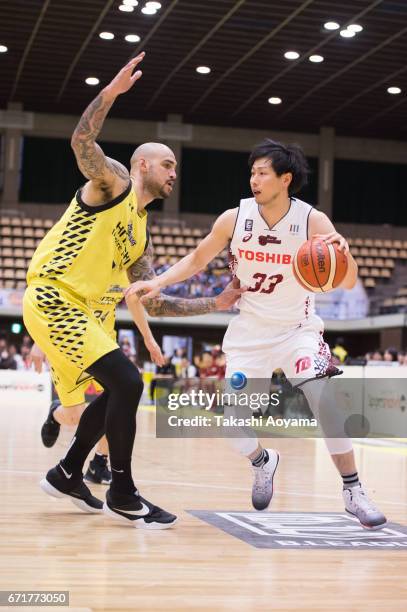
[229,196,314,326]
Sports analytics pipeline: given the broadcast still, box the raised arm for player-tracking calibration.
[126,207,238,301]
[70,53,145,200]
[125,220,243,317]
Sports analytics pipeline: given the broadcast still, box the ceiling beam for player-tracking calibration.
[232,0,384,117]
[320,63,407,123]
[9,0,51,102]
[190,0,315,114]
[278,21,407,121]
[56,0,116,102]
[126,0,180,61]
[359,95,407,128]
[147,0,246,109]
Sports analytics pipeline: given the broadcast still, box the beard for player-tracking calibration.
[144,175,170,200]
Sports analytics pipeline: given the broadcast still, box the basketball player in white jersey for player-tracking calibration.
[126,139,386,530]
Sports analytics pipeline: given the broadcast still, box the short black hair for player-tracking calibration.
[385,347,398,361]
[248,138,310,196]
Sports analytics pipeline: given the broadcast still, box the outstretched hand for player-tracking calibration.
[105,52,145,97]
[144,335,165,367]
[125,277,162,303]
[214,278,247,311]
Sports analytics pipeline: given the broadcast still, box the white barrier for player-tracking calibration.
[339,365,406,436]
[0,366,405,435]
[0,370,52,410]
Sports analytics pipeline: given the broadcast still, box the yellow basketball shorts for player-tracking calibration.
[23,283,118,407]
[55,379,105,409]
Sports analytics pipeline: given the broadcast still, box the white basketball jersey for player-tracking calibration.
[230,196,315,325]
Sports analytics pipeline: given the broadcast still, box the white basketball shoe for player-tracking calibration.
[251,449,280,511]
[343,484,387,530]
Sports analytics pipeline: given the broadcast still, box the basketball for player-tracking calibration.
[293,238,348,292]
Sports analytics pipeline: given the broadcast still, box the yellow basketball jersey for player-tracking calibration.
[87,268,129,338]
[27,182,147,299]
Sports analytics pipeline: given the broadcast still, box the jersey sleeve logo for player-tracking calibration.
[244,219,253,231]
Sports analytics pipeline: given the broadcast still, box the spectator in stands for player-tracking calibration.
[150,355,177,400]
[330,353,341,366]
[211,344,222,360]
[384,347,398,362]
[397,350,406,365]
[199,350,227,378]
[198,351,215,377]
[171,347,186,369]
[0,343,17,369]
[21,334,33,349]
[19,344,33,370]
[331,337,348,364]
[8,344,23,369]
[179,357,198,378]
[371,349,384,361]
[156,355,176,376]
[215,353,226,379]
[193,354,202,373]
[0,337,7,354]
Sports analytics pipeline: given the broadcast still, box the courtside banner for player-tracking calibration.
[0,370,52,409]
[155,373,407,438]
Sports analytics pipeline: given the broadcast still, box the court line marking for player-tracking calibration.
[1,468,405,508]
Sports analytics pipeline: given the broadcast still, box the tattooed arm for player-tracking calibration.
[126,239,244,317]
[71,53,145,198]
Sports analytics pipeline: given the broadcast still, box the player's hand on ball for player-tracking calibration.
[215,278,247,311]
[125,278,162,302]
[144,335,165,367]
[314,232,349,255]
[105,52,145,97]
[27,343,46,373]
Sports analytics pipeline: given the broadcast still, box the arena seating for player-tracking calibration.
[1,215,406,313]
[0,215,228,289]
[0,216,53,289]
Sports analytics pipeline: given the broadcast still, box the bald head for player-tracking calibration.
[130,142,175,166]
[130,142,177,202]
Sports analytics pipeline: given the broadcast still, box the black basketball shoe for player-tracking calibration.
[104,488,178,529]
[40,464,103,513]
[84,455,112,485]
[41,400,61,447]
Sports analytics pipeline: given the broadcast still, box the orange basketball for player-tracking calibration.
[293,238,348,292]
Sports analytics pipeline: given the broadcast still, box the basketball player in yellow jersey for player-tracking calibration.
[23,54,242,528]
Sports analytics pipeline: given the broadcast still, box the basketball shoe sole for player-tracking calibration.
[40,465,103,514]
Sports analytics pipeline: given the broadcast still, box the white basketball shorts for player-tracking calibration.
[223,312,331,381]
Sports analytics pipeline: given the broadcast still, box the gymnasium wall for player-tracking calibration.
[1,111,407,230]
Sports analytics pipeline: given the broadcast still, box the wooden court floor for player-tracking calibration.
[1,400,407,611]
